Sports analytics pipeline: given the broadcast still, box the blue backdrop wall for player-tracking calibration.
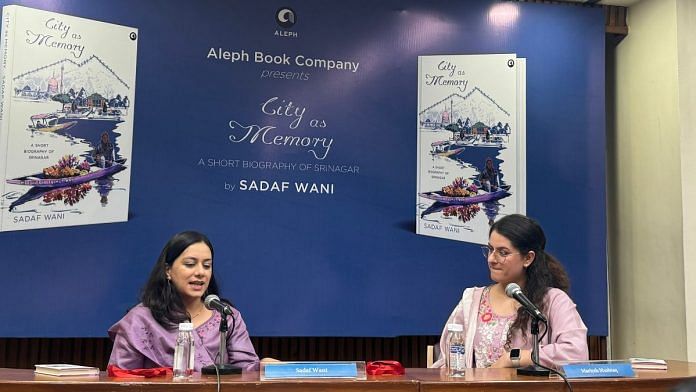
[0,0,607,337]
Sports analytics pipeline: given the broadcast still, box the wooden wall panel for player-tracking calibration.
[0,336,606,370]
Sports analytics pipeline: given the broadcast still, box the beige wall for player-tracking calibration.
[609,0,692,360]
[676,0,696,361]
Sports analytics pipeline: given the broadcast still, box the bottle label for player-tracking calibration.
[449,345,465,355]
[449,344,466,371]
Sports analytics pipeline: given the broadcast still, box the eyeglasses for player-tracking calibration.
[481,246,520,263]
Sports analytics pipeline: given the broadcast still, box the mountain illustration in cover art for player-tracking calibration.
[419,88,511,131]
[12,55,130,103]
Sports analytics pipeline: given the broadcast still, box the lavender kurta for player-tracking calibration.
[432,286,588,368]
[108,304,259,371]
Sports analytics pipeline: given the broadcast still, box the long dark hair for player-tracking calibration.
[141,231,222,329]
[490,214,570,344]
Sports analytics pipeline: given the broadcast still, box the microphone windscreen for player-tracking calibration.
[505,283,521,298]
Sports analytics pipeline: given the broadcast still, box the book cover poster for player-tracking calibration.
[416,54,525,244]
[0,5,137,231]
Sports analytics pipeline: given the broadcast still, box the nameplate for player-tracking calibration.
[561,362,635,378]
[262,362,359,379]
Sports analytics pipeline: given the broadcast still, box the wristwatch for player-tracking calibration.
[509,348,521,368]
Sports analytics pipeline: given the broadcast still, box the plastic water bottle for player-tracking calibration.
[173,322,195,379]
[446,323,466,377]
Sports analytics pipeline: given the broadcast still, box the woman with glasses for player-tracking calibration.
[432,214,588,369]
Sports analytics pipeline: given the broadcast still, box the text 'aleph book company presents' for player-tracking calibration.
[0,5,137,231]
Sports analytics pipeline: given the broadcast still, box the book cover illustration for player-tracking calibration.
[0,5,137,231]
[416,54,525,245]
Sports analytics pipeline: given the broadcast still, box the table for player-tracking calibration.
[412,361,696,391]
[0,368,419,392]
[0,361,694,392]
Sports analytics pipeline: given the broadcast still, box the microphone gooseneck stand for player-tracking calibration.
[516,315,550,376]
[202,312,242,375]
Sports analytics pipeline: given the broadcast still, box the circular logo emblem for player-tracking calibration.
[507,59,515,68]
[276,7,296,29]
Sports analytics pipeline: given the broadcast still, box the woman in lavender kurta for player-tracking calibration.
[432,214,588,369]
[108,231,259,371]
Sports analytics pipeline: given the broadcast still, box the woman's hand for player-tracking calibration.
[490,354,511,368]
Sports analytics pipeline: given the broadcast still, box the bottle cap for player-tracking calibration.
[178,322,193,331]
[447,323,463,332]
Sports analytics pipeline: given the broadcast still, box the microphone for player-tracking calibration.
[204,294,233,316]
[505,283,547,323]
[202,294,242,375]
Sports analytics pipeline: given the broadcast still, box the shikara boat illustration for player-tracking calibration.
[7,160,126,188]
[419,184,511,206]
[29,114,77,132]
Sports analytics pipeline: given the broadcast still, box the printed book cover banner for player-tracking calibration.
[0,1,608,338]
[0,5,137,231]
[417,54,526,244]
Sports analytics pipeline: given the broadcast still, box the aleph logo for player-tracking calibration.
[274,7,298,38]
[276,7,296,29]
